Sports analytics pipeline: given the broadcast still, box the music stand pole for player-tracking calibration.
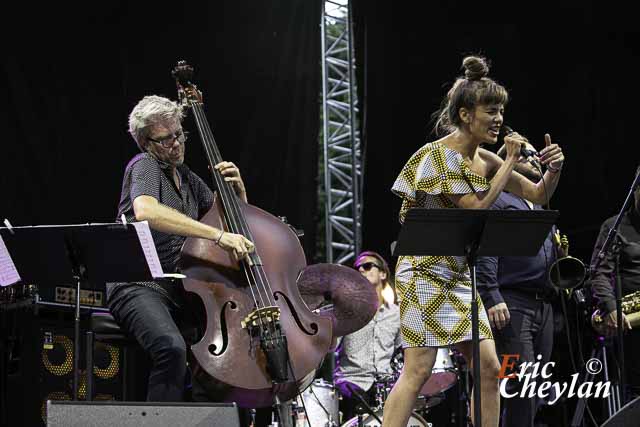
[63,235,86,401]
[73,273,81,400]
[465,240,483,427]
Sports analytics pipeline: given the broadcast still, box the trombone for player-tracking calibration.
[548,230,587,290]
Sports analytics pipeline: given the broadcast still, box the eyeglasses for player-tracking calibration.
[147,130,189,148]
[356,262,382,272]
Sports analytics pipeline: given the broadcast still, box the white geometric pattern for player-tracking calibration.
[392,142,493,347]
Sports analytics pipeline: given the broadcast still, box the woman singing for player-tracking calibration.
[383,56,565,427]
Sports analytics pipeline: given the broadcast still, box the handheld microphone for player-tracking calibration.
[520,146,539,160]
[499,125,540,167]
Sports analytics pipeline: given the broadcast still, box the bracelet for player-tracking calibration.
[547,164,562,173]
[215,231,225,245]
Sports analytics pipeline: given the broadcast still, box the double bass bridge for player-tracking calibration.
[241,306,281,330]
[241,306,290,383]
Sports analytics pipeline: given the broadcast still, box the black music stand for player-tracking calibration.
[0,222,164,401]
[393,208,558,427]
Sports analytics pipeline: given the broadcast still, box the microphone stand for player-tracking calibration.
[590,168,640,408]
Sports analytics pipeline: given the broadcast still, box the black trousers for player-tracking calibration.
[492,290,554,427]
[108,283,256,426]
[107,283,194,402]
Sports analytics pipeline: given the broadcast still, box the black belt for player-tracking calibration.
[500,287,556,302]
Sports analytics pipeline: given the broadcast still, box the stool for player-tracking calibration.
[86,312,136,401]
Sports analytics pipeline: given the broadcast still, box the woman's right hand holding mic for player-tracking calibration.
[503,132,528,164]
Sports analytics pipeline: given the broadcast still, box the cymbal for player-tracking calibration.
[297,263,378,337]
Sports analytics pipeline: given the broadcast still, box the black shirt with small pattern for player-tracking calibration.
[109,152,215,300]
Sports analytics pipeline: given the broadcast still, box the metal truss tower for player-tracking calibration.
[321,0,362,265]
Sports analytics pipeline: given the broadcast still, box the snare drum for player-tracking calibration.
[295,379,340,426]
[341,409,429,427]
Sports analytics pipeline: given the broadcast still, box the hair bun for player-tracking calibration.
[462,56,489,80]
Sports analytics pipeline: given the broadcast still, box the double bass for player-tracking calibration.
[172,62,332,408]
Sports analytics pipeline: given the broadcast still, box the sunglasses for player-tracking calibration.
[356,262,382,272]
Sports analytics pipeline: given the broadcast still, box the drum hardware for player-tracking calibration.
[285,379,339,427]
[344,382,383,425]
[373,374,395,409]
[340,408,431,427]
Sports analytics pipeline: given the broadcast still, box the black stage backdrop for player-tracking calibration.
[1,1,322,259]
[7,1,636,277]
[353,0,640,268]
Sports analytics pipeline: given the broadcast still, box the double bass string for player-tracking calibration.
[189,101,267,312]
[190,104,283,341]
[190,101,280,338]
[190,102,279,338]
[190,101,278,310]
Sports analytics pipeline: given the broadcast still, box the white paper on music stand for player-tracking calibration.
[0,234,21,287]
[131,221,165,279]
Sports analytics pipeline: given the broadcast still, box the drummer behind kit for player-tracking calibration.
[284,347,460,427]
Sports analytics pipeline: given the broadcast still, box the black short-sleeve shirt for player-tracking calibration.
[116,153,215,273]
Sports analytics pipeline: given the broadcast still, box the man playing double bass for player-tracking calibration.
[107,95,254,402]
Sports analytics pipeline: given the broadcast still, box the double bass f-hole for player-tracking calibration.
[173,61,332,407]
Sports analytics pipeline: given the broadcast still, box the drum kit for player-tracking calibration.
[286,348,460,427]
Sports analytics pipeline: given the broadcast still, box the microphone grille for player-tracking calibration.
[498,125,514,145]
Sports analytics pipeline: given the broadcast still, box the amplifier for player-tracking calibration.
[37,284,106,308]
[0,283,107,311]
[46,401,241,427]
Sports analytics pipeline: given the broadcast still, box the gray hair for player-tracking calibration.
[128,95,185,148]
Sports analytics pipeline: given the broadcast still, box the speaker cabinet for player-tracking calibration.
[5,308,125,426]
[46,401,240,427]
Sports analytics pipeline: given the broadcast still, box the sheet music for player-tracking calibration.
[0,234,21,286]
[131,221,165,279]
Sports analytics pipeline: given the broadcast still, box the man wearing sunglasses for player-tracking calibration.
[107,95,254,403]
[334,251,401,422]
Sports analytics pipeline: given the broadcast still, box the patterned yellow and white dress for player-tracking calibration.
[391,142,493,348]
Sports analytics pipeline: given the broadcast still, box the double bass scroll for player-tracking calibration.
[172,61,332,408]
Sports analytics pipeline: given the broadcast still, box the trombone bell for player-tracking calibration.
[548,256,587,290]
